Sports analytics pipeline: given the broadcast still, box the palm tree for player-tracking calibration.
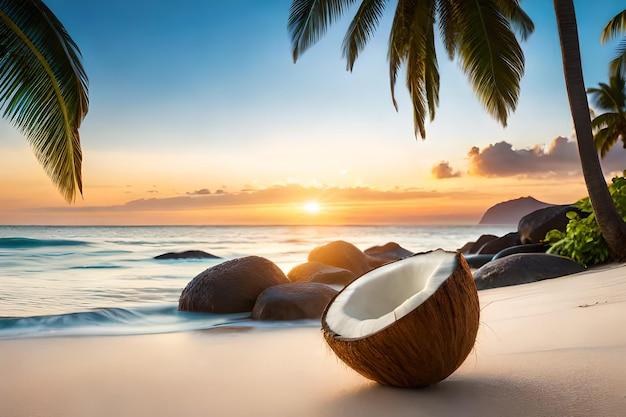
[288,0,534,138]
[587,73,626,158]
[601,9,626,76]
[554,0,626,261]
[288,0,626,261]
[0,0,88,203]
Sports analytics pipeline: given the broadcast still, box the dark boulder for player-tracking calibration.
[364,242,414,260]
[492,243,550,260]
[474,253,585,290]
[364,242,413,269]
[308,240,371,276]
[477,232,521,255]
[463,254,494,269]
[155,250,221,260]
[287,261,356,286]
[251,283,338,321]
[518,205,586,244]
[178,256,289,313]
[458,241,475,254]
[464,234,498,254]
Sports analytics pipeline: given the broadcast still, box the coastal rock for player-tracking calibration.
[477,232,521,255]
[154,250,221,260]
[364,242,414,260]
[518,205,586,244]
[251,283,338,321]
[287,261,356,286]
[457,241,476,254]
[364,242,413,268]
[308,240,371,277]
[492,243,550,260]
[462,254,494,269]
[464,234,498,254]
[474,253,585,290]
[178,256,289,313]
[479,196,554,225]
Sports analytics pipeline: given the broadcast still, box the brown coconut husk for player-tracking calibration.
[321,251,479,388]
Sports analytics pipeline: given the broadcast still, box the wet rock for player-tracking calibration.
[364,242,413,269]
[463,254,494,269]
[518,205,586,244]
[364,242,414,260]
[252,283,338,321]
[308,240,371,277]
[458,241,476,254]
[477,232,521,255]
[154,250,221,260]
[474,253,585,290]
[492,243,550,260]
[287,261,356,286]
[178,256,289,313]
[463,234,498,254]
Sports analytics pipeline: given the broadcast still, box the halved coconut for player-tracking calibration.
[321,249,479,388]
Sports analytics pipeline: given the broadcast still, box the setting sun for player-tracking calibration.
[303,201,321,214]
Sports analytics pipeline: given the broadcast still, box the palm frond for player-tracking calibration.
[341,0,387,71]
[288,0,357,62]
[595,126,622,158]
[423,10,439,122]
[590,111,626,158]
[389,0,438,138]
[437,0,460,59]
[0,0,88,203]
[601,9,626,44]
[490,0,534,40]
[588,84,620,112]
[609,38,626,76]
[591,112,620,129]
[587,74,626,113]
[452,0,525,127]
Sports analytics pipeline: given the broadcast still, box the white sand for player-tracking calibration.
[1,264,625,417]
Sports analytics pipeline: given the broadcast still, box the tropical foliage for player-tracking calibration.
[601,9,626,76]
[288,0,534,138]
[587,73,626,158]
[546,175,626,267]
[0,0,88,203]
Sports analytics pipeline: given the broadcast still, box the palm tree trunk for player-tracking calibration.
[553,0,626,261]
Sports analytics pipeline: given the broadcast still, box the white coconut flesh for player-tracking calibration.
[324,249,457,339]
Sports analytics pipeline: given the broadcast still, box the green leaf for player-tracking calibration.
[288,0,357,63]
[452,0,526,127]
[342,0,387,71]
[0,0,89,203]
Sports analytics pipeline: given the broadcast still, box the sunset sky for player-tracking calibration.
[1,0,625,225]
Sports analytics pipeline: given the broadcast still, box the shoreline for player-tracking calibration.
[1,263,625,416]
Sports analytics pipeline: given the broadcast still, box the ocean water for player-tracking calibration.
[0,225,514,339]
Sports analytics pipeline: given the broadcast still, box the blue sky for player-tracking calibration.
[1,0,625,225]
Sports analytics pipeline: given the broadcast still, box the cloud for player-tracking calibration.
[431,161,461,179]
[41,184,493,213]
[468,137,626,178]
[187,188,211,195]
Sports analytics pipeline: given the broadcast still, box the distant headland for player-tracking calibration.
[479,196,555,225]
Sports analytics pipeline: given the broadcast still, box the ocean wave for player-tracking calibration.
[0,304,320,339]
[0,304,248,339]
[0,237,89,249]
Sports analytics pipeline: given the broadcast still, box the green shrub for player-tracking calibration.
[545,174,626,267]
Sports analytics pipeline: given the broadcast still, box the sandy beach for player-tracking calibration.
[1,263,625,417]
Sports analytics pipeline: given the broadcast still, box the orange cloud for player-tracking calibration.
[431,161,461,179]
[24,184,495,225]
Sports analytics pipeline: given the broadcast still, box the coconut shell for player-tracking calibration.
[321,251,479,388]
